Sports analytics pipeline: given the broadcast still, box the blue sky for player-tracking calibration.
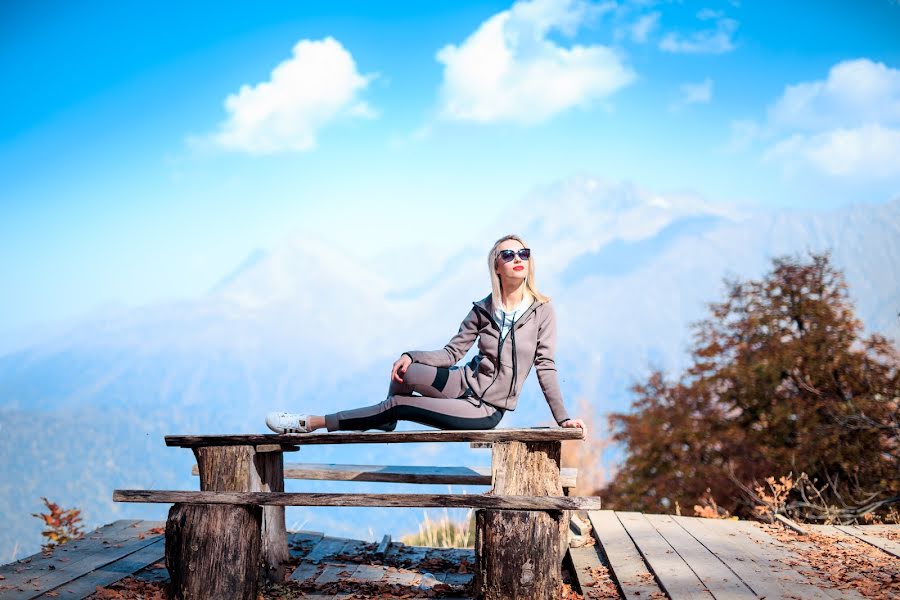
[2,0,900,336]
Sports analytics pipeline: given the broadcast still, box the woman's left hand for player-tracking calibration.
[561,418,587,435]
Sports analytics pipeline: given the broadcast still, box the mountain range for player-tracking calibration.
[1,175,898,562]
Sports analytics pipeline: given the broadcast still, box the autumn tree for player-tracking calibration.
[601,251,899,522]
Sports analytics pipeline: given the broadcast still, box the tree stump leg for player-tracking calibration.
[252,448,289,582]
[166,502,261,600]
[475,440,563,600]
[190,445,289,585]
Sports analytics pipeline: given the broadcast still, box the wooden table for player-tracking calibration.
[116,427,595,600]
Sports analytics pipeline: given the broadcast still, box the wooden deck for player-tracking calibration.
[1,512,897,599]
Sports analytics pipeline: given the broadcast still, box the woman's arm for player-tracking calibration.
[404,306,480,368]
[534,303,572,425]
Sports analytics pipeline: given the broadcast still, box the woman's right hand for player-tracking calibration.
[392,354,412,383]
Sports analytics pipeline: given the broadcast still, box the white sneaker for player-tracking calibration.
[265,412,310,434]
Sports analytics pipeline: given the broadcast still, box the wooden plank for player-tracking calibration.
[288,561,325,582]
[565,544,605,596]
[382,566,420,586]
[768,524,864,600]
[165,427,585,447]
[314,562,357,585]
[0,520,141,589]
[852,524,900,534]
[304,537,354,564]
[586,510,663,600]
[347,563,387,583]
[0,522,165,600]
[31,538,165,600]
[194,462,578,488]
[835,525,900,559]
[616,512,713,599]
[375,534,391,556]
[113,489,603,510]
[674,516,840,600]
[644,513,755,599]
[728,520,868,600]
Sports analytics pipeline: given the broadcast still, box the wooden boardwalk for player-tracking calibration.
[1,512,897,599]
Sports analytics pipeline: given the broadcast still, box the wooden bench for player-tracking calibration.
[113,428,601,600]
[191,461,579,488]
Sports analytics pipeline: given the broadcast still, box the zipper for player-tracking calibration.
[470,301,537,402]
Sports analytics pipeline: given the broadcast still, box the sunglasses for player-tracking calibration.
[497,248,531,262]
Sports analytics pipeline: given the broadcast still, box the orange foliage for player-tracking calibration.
[31,497,85,552]
[600,251,900,521]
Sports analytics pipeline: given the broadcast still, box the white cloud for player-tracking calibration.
[435,0,635,124]
[630,12,660,43]
[207,37,376,154]
[659,13,738,54]
[767,58,900,131]
[764,124,900,179]
[671,77,713,110]
[760,59,900,179]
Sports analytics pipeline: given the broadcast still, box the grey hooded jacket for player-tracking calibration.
[404,294,570,424]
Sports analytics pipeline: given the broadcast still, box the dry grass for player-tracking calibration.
[400,508,475,548]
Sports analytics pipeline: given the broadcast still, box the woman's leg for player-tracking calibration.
[323,363,503,432]
[325,393,504,432]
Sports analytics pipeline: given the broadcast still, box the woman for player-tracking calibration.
[265,234,586,434]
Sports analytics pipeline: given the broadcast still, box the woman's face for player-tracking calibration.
[494,239,529,286]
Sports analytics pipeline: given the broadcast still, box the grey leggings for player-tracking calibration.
[324,363,504,432]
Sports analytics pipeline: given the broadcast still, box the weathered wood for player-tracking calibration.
[565,544,606,596]
[192,445,289,584]
[616,512,713,599]
[790,526,870,599]
[834,524,900,559]
[165,502,261,600]
[304,537,354,564]
[195,462,578,488]
[0,521,164,600]
[166,427,584,447]
[643,513,755,598]
[774,512,808,535]
[475,440,565,600]
[113,489,603,509]
[675,516,837,600]
[375,534,391,556]
[29,538,164,600]
[0,520,140,592]
[587,510,664,600]
[250,450,290,582]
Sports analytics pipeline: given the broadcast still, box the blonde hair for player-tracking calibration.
[488,234,551,311]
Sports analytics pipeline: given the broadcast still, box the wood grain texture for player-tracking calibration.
[587,510,663,600]
[30,539,165,600]
[674,516,842,600]
[193,445,289,584]
[165,502,261,600]
[250,450,290,582]
[195,462,578,488]
[0,521,164,600]
[616,512,713,600]
[475,441,565,600]
[834,525,900,559]
[113,489,602,509]
[643,513,755,599]
[166,427,584,447]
